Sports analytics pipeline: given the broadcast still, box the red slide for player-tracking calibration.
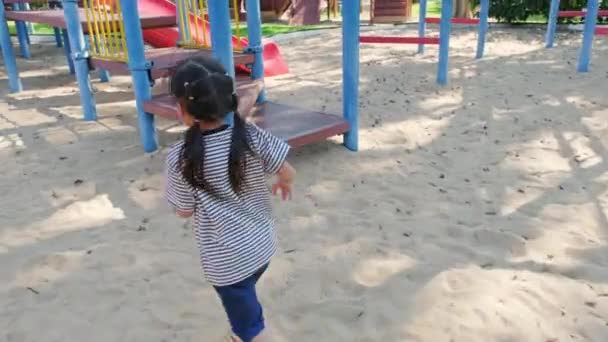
[137,0,289,76]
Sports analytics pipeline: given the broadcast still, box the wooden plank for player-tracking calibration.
[4,8,175,30]
[144,96,349,148]
[144,79,265,120]
[370,15,409,23]
[90,47,255,79]
[250,102,349,147]
[360,35,440,44]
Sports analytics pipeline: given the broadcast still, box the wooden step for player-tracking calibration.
[144,81,349,148]
[375,3,409,9]
[372,0,411,19]
[144,79,265,120]
[249,102,349,148]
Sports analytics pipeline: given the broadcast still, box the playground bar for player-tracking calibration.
[207,0,235,79]
[13,3,31,59]
[0,2,22,92]
[545,0,561,48]
[119,0,157,151]
[425,17,479,24]
[476,0,489,59]
[359,36,439,44]
[577,0,599,72]
[559,10,608,17]
[417,0,428,54]
[342,0,359,151]
[437,0,453,85]
[62,0,96,120]
[61,29,75,74]
[245,0,266,102]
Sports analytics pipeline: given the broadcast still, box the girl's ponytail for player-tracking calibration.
[229,105,251,193]
[181,124,208,191]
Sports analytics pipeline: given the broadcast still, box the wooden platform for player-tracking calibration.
[248,102,349,147]
[143,80,349,148]
[90,47,255,79]
[4,9,175,30]
[371,0,412,23]
[144,79,265,119]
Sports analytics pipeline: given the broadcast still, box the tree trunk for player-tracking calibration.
[453,0,472,18]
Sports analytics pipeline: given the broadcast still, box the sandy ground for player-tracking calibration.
[1,25,608,341]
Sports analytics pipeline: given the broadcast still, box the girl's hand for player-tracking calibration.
[272,180,293,200]
[273,162,296,201]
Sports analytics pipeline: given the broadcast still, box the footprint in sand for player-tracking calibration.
[471,229,528,258]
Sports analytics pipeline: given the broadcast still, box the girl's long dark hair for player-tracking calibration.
[170,56,251,194]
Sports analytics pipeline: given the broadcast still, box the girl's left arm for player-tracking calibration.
[165,157,195,219]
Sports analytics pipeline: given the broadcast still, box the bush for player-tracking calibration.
[488,0,608,23]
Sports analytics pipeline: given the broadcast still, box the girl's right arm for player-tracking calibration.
[249,124,295,200]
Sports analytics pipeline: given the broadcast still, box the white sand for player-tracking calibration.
[1,26,608,341]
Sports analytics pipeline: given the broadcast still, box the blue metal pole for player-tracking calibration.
[50,1,64,47]
[119,0,158,152]
[54,27,63,47]
[24,3,33,35]
[437,0,453,85]
[577,0,599,72]
[61,29,75,74]
[13,4,31,59]
[0,2,22,92]
[417,0,427,54]
[23,2,33,45]
[342,0,360,151]
[545,0,560,48]
[208,0,236,126]
[207,0,235,77]
[476,0,489,59]
[98,68,111,82]
[245,0,266,102]
[85,35,110,82]
[62,0,97,121]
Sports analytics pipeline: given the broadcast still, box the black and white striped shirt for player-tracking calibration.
[165,124,290,286]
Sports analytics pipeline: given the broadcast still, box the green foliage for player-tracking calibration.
[487,0,608,23]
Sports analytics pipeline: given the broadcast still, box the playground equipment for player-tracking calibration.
[0,0,357,152]
[139,0,288,76]
[260,0,339,24]
[360,0,490,85]
[140,0,351,151]
[370,0,411,23]
[0,0,288,83]
[545,0,607,72]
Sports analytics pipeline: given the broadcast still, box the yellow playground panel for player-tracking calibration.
[83,0,128,62]
[176,0,244,51]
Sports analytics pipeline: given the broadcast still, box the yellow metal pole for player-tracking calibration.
[232,0,241,50]
[198,0,208,46]
[98,0,117,57]
[83,0,99,56]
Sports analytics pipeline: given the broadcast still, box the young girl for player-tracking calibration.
[164,56,295,342]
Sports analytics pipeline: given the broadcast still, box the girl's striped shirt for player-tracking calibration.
[165,123,290,286]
